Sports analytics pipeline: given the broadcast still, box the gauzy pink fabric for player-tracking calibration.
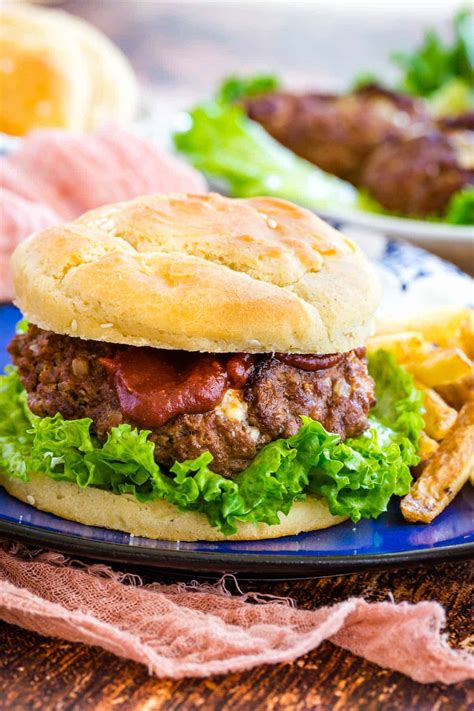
[0,541,472,684]
[0,188,61,301]
[0,125,208,301]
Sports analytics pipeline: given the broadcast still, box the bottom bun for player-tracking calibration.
[1,472,347,541]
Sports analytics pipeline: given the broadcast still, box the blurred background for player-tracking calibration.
[2,0,472,282]
[54,0,468,97]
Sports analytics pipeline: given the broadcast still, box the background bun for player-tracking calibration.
[1,473,347,542]
[0,3,138,135]
[12,193,380,354]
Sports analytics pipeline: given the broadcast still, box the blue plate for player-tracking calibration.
[1,240,473,575]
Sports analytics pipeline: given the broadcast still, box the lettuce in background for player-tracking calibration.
[354,9,474,112]
[392,9,473,102]
[173,87,357,212]
[0,352,424,535]
[445,188,474,225]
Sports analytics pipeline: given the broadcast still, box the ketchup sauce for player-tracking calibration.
[275,352,344,370]
[226,354,257,388]
[100,349,228,428]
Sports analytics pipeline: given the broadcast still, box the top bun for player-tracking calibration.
[0,4,137,135]
[12,193,380,354]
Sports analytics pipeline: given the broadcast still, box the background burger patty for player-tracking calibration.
[361,132,474,217]
[9,326,375,477]
[244,85,430,185]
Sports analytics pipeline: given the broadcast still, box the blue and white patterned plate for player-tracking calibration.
[0,237,473,576]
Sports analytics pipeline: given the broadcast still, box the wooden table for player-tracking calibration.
[1,3,472,707]
[1,559,473,709]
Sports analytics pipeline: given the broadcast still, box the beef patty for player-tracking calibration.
[9,326,375,477]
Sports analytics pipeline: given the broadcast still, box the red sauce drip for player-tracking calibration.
[100,349,228,428]
[226,353,258,388]
[275,352,344,370]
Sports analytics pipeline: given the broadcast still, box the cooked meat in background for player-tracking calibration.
[361,132,474,217]
[436,112,474,178]
[9,326,375,477]
[245,85,431,184]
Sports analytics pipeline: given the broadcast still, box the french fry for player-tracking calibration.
[416,383,458,440]
[407,348,473,387]
[374,310,474,521]
[366,332,431,362]
[417,431,439,463]
[401,401,474,523]
[376,308,473,349]
[460,310,474,359]
[436,372,474,410]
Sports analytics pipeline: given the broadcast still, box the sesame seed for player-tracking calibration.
[71,319,78,332]
[267,217,278,229]
[100,323,114,329]
[26,495,35,505]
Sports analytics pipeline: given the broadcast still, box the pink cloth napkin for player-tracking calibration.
[0,540,472,684]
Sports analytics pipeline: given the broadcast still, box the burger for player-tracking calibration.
[0,193,423,541]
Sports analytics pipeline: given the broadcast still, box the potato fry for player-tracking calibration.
[460,310,474,359]
[436,372,474,410]
[407,348,473,387]
[376,308,473,349]
[401,401,474,523]
[416,383,458,440]
[366,332,431,362]
[417,431,439,463]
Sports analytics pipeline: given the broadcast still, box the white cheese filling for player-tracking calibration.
[215,389,260,442]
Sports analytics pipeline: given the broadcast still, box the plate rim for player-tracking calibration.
[317,206,474,241]
[1,518,472,576]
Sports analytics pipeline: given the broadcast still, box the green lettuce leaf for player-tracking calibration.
[173,95,357,211]
[391,9,473,98]
[0,351,423,535]
[445,187,474,225]
[427,77,474,116]
[351,10,474,107]
[0,366,35,480]
[216,74,280,103]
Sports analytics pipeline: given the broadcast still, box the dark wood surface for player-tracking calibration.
[1,4,472,708]
[1,560,473,710]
